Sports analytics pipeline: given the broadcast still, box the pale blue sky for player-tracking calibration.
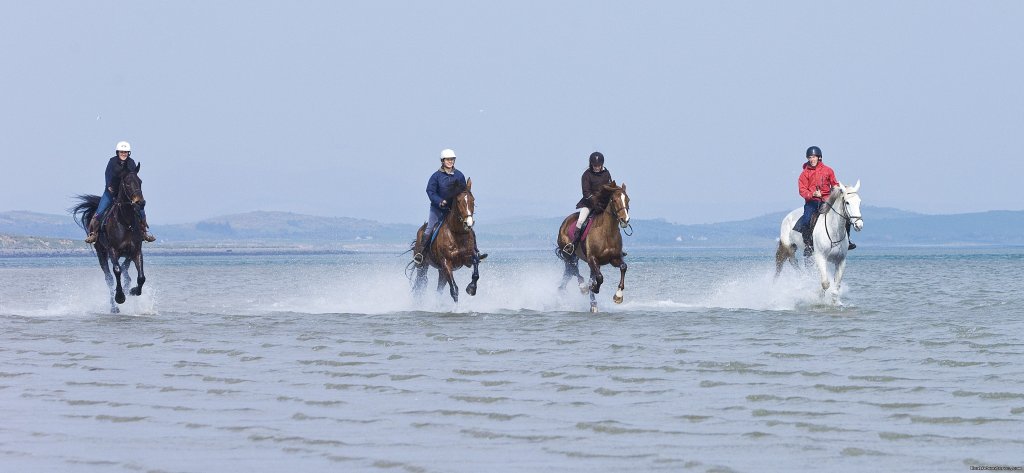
[2,1,1021,224]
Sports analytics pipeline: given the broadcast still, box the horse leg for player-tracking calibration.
[589,288,598,313]
[558,254,576,290]
[814,253,830,291]
[97,249,119,313]
[412,265,428,294]
[775,242,796,278]
[111,252,126,304]
[612,259,627,304]
[120,259,131,292]
[437,262,458,303]
[465,254,479,296]
[833,256,848,294]
[587,257,604,294]
[129,252,146,296]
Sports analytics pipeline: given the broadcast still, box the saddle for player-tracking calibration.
[569,216,595,244]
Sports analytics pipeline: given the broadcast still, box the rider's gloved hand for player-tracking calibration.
[440,200,447,208]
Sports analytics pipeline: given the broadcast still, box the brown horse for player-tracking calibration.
[411,178,481,302]
[72,163,148,313]
[556,181,630,313]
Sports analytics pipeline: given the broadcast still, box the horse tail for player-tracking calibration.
[70,194,101,230]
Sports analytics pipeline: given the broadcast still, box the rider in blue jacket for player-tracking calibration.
[84,141,156,243]
[412,148,485,265]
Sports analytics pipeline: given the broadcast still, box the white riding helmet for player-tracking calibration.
[115,141,131,152]
[440,148,456,160]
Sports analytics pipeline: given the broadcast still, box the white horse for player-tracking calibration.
[776,180,864,293]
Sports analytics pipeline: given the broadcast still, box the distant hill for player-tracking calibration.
[2,207,1022,249]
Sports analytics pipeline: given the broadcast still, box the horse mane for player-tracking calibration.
[593,181,620,211]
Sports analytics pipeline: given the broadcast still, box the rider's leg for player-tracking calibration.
[85,191,112,243]
[798,201,817,257]
[563,208,590,255]
[845,220,856,250]
[414,207,443,265]
[138,206,156,242]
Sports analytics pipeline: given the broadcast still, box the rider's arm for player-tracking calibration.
[426,173,443,208]
[798,172,814,201]
[581,170,592,200]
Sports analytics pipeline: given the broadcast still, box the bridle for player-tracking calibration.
[822,189,861,248]
[608,190,633,236]
[449,190,474,232]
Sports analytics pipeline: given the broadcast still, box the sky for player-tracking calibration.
[2,1,1022,225]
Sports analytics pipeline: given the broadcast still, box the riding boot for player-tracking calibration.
[84,216,100,243]
[140,217,157,242]
[412,231,427,266]
[475,246,488,262]
[802,229,814,257]
[845,221,856,250]
[562,227,584,255]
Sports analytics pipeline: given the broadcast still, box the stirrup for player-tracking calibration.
[561,243,575,255]
[413,253,424,265]
[848,241,857,251]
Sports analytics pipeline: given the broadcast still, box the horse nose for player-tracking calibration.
[855,220,864,231]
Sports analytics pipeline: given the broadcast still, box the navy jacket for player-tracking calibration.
[105,156,138,192]
[426,168,467,209]
[576,167,613,210]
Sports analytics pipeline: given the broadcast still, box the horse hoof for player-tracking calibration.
[590,305,599,313]
[110,306,120,314]
[465,285,477,296]
[591,285,601,294]
[115,293,126,304]
[613,295,623,304]
[821,282,830,291]
[129,287,141,296]
[578,284,589,295]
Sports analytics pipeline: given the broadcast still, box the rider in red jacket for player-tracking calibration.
[795,146,854,255]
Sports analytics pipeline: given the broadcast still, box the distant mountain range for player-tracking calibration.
[2,207,1023,251]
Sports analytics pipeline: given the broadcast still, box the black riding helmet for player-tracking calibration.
[806,146,822,158]
[589,151,605,167]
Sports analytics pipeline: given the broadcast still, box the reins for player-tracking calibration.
[822,191,861,248]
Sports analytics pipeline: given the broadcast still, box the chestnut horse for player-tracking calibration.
[556,181,630,313]
[71,163,148,313]
[411,178,481,302]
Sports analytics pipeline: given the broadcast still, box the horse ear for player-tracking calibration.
[136,162,141,173]
[836,180,844,193]
[621,182,626,192]
[466,178,472,190]
[852,179,861,193]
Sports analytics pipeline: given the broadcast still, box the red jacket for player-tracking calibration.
[798,161,838,202]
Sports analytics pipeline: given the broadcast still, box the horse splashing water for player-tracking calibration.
[410,178,481,303]
[556,181,631,313]
[776,180,864,298]
[72,163,149,313]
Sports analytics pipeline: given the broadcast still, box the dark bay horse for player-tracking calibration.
[411,178,481,302]
[72,163,148,313]
[556,181,631,313]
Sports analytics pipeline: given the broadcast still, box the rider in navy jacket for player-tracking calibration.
[84,141,156,243]
[413,148,485,266]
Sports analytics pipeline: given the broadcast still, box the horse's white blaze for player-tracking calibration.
[465,216,474,227]
[620,195,629,223]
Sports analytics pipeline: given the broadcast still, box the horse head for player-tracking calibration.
[838,179,863,231]
[451,178,475,231]
[120,162,146,208]
[602,181,631,228]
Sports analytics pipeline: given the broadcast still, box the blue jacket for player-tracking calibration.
[426,168,467,209]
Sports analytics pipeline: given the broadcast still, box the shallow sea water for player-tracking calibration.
[1,247,1022,472]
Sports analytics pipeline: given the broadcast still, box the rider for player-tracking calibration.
[84,141,156,243]
[412,148,486,265]
[563,151,613,255]
[795,145,854,256]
